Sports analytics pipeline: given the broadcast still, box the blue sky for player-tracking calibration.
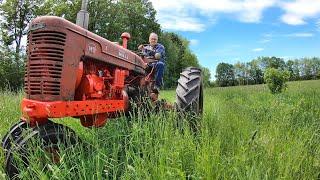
[150,0,320,78]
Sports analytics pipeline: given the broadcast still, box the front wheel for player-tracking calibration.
[4,120,79,179]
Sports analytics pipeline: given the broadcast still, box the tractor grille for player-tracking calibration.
[24,31,66,96]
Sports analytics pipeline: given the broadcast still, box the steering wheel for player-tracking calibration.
[135,44,149,56]
[137,44,154,57]
[140,44,153,52]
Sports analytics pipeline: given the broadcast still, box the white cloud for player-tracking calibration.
[317,20,320,31]
[189,39,199,46]
[252,48,264,52]
[280,0,320,25]
[260,31,313,39]
[287,33,314,37]
[238,0,277,23]
[259,39,271,43]
[281,14,306,25]
[150,0,277,32]
[157,14,206,32]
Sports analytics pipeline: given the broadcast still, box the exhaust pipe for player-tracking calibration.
[76,0,89,29]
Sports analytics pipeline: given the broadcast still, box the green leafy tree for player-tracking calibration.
[160,32,180,88]
[216,63,235,87]
[0,0,44,90]
[248,60,264,84]
[41,0,81,22]
[312,57,320,79]
[160,32,201,88]
[264,68,290,94]
[0,0,44,60]
[118,0,161,50]
[286,60,296,80]
[290,57,320,80]
[259,56,286,70]
[86,0,160,50]
[0,46,25,90]
[292,59,301,80]
[201,67,211,87]
[234,62,247,85]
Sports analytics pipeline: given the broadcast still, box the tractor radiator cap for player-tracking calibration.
[121,32,131,40]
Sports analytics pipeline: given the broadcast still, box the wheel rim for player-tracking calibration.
[2,120,28,151]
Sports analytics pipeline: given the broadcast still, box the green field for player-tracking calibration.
[0,80,320,179]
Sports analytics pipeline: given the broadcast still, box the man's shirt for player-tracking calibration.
[143,43,166,62]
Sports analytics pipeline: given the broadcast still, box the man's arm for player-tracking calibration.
[155,44,166,62]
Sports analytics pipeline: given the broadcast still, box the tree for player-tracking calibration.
[292,59,301,80]
[247,60,264,84]
[0,0,44,62]
[160,32,180,88]
[286,60,296,80]
[0,46,25,90]
[85,0,161,50]
[118,0,161,50]
[234,62,246,85]
[311,57,320,79]
[264,68,290,94]
[299,58,317,80]
[160,32,201,88]
[201,67,211,87]
[215,63,235,87]
[259,56,286,70]
[0,0,46,90]
[41,0,81,22]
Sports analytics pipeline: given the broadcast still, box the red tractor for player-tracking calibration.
[1,15,203,178]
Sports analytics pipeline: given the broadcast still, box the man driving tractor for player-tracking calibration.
[138,32,166,93]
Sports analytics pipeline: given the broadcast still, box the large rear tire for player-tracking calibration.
[175,67,203,133]
[175,67,203,115]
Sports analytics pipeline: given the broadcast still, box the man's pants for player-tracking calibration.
[150,61,165,87]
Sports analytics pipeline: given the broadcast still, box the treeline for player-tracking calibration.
[215,56,320,87]
[0,0,211,91]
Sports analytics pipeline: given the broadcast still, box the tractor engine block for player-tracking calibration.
[75,60,128,101]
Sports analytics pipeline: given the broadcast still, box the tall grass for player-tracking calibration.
[0,80,319,179]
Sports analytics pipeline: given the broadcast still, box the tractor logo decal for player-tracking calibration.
[118,50,128,60]
[88,43,97,54]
